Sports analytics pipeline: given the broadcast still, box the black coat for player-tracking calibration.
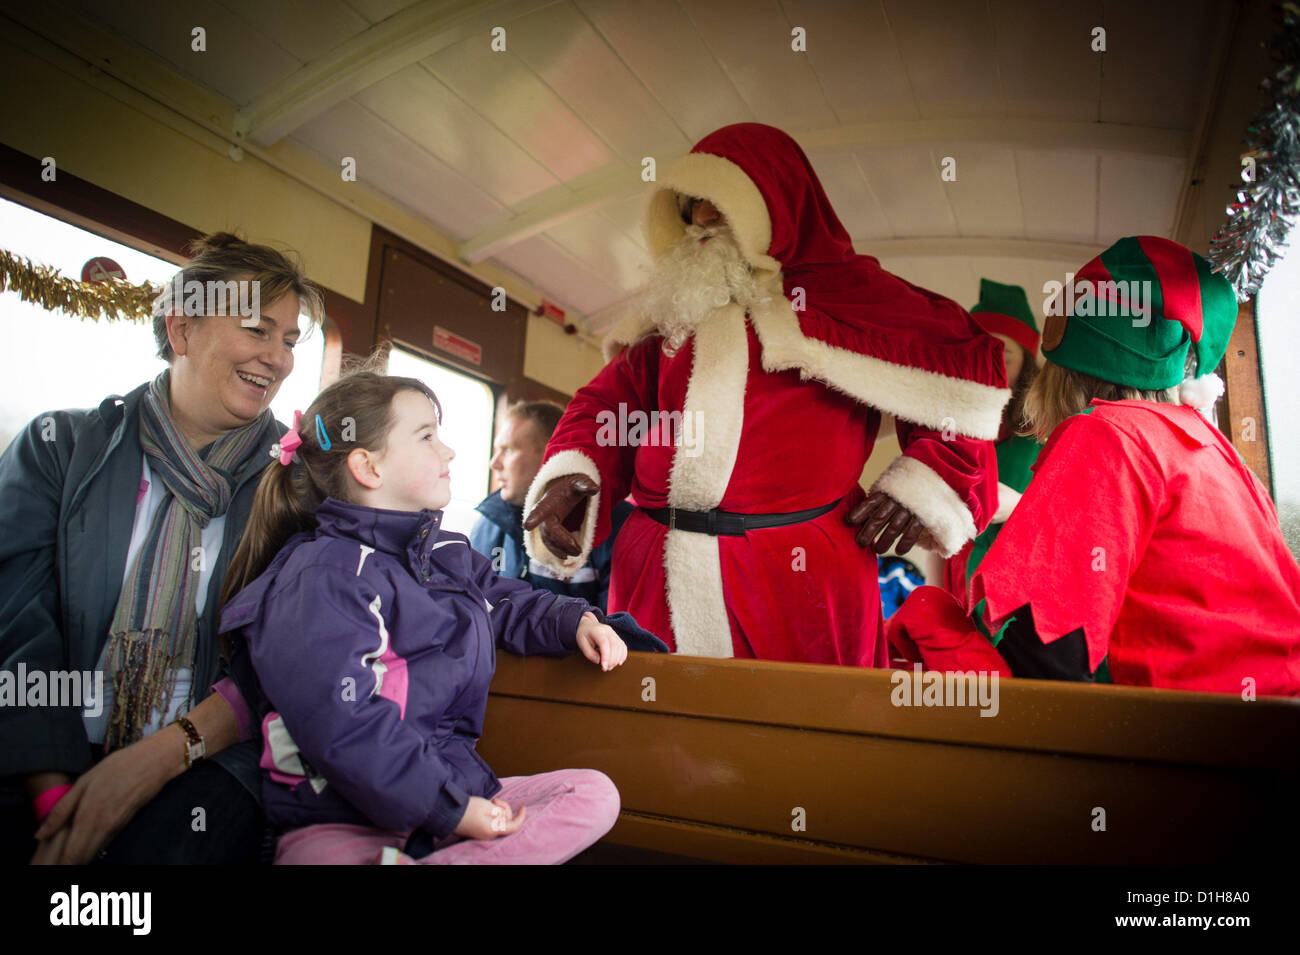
[0,380,281,779]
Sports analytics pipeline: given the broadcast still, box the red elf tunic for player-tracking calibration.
[970,399,1300,695]
[523,123,1008,664]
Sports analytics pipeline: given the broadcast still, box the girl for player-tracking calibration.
[889,236,1300,694]
[218,369,626,864]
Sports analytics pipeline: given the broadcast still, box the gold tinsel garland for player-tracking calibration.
[0,248,161,322]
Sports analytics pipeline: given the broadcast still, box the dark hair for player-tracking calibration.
[505,399,565,446]
[152,232,324,361]
[220,362,441,608]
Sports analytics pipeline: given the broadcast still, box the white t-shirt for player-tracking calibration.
[82,455,225,744]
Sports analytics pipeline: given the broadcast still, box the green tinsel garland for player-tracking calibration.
[0,248,160,322]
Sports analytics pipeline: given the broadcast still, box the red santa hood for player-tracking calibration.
[617,122,1010,439]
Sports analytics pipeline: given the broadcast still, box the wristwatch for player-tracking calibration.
[174,716,205,769]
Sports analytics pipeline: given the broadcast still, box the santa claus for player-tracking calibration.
[523,123,1009,665]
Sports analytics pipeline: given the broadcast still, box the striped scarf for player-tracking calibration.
[104,369,273,751]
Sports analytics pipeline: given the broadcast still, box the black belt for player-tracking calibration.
[641,498,842,536]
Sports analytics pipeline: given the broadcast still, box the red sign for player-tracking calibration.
[537,300,565,324]
[80,257,126,284]
[432,326,482,365]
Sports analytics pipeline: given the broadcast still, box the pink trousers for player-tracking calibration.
[273,769,620,865]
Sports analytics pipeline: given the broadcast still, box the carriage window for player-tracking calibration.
[1255,245,1300,560]
[385,345,494,536]
[0,196,325,452]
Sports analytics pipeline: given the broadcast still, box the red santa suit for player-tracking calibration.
[523,123,1009,664]
[970,400,1300,694]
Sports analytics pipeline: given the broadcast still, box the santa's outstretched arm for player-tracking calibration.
[523,337,659,576]
[867,420,999,559]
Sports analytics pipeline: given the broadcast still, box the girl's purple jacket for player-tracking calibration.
[218,497,594,839]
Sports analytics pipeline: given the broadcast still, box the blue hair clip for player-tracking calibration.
[315,413,332,450]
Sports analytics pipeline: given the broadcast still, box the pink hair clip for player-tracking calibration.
[269,410,304,465]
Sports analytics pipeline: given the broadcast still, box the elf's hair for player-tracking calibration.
[1021,352,1196,442]
[219,360,441,609]
[152,231,324,362]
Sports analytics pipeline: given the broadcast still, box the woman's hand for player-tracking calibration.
[991,482,1022,524]
[30,724,185,865]
[575,612,627,671]
[453,796,527,840]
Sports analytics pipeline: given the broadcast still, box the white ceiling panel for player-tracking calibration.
[291,99,509,239]
[678,0,838,130]
[494,235,628,314]
[342,0,424,25]
[546,214,653,291]
[990,0,1102,121]
[884,0,1003,118]
[779,0,919,124]
[425,34,615,182]
[506,3,693,162]
[1015,150,1098,244]
[577,0,756,143]
[60,0,300,105]
[1098,155,1185,244]
[219,0,369,63]
[935,146,1025,238]
[808,151,892,242]
[854,146,958,236]
[1099,0,1218,129]
[355,64,560,208]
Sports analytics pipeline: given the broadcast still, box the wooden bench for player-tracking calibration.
[481,652,1300,863]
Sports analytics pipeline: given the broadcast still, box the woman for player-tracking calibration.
[890,236,1300,694]
[0,232,323,862]
[935,279,1043,605]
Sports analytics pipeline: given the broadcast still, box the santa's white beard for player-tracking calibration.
[636,224,772,351]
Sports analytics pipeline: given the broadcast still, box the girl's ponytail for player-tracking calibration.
[219,452,320,610]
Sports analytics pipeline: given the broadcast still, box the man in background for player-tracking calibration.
[470,400,632,611]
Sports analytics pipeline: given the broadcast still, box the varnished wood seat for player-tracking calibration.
[482,653,1300,864]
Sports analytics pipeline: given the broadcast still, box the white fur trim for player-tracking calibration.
[871,455,979,560]
[522,449,601,577]
[663,305,749,657]
[749,294,1009,440]
[647,152,781,274]
[1178,372,1224,410]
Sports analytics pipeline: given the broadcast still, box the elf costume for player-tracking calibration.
[523,123,1008,665]
[894,236,1300,695]
[943,279,1043,605]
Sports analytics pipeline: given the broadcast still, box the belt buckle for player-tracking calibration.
[668,507,676,531]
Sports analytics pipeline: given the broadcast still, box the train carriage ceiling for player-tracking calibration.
[30,0,1232,337]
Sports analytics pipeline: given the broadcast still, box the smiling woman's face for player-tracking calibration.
[166,291,301,447]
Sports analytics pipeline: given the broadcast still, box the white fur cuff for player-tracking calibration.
[871,455,979,559]
[522,450,602,577]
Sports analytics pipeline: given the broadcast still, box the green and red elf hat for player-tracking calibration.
[1041,237,1237,406]
[969,279,1040,358]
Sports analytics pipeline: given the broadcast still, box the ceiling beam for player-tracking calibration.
[233,0,551,147]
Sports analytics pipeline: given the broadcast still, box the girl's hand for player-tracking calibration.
[575,612,627,671]
[453,796,527,840]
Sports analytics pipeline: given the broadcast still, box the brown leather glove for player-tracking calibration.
[845,490,927,555]
[522,474,600,560]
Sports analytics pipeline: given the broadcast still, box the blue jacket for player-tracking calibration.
[218,497,599,839]
[468,489,634,611]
